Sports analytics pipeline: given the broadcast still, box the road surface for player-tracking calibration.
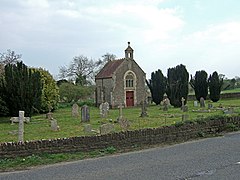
[1,132,240,180]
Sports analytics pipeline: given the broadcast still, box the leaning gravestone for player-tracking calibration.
[100,123,114,134]
[72,103,79,118]
[81,105,90,122]
[200,97,205,108]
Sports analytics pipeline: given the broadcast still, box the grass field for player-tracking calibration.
[0,99,240,143]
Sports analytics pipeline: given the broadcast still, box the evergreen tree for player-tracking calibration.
[2,61,42,117]
[208,71,223,102]
[146,69,166,105]
[190,70,208,101]
[166,64,189,107]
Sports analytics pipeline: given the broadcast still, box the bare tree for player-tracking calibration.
[0,49,22,65]
[95,53,117,73]
[0,49,22,76]
[59,55,96,85]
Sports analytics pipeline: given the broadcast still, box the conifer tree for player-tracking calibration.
[2,61,42,116]
[146,69,166,105]
[166,64,189,107]
[190,70,208,101]
[208,71,223,102]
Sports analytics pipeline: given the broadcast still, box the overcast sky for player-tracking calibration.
[0,0,240,79]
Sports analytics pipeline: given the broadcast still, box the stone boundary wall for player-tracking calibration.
[188,92,240,101]
[1,116,240,158]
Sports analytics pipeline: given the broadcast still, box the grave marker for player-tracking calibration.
[140,100,148,117]
[200,97,205,108]
[18,111,24,142]
[50,119,59,131]
[100,123,114,134]
[81,105,90,122]
[72,103,79,118]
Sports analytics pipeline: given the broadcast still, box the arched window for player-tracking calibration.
[125,72,134,88]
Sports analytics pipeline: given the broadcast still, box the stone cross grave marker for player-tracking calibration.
[200,97,205,108]
[100,123,114,134]
[140,100,148,117]
[181,97,185,108]
[10,116,30,124]
[50,119,59,131]
[181,97,188,112]
[18,111,24,143]
[81,105,90,122]
[72,103,79,118]
[117,103,124,121]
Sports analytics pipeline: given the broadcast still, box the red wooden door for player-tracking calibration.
[126,91,134,107]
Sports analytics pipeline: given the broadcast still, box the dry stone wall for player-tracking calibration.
[1,116,240,158]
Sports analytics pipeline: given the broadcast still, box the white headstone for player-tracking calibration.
[18,111,24,142]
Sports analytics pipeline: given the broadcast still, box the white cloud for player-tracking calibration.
[187,21,240,44]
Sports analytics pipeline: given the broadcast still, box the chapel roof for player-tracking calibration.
[95,59,124,79]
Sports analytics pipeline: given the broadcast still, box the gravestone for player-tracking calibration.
[194,101,198,107]
[50,119,59,131]
[162,98,169,111]
[117,103,124,121]
[10,116,30,124]
[200,97,205,108]
[208,104,213,109]
[18,111,25,143]
[46,112,53,120]
[181,97,188,112]
[140,100,148,117]
[181,97,185,108]
[84,124,92,133]
[100,102,109,118]
[100,123,114,134]
[182,114,189,121]
[223,107,234,114]
[81,105,90,122]
[119,118,130,131]
[182,105,188,112]
[72,103,79,118]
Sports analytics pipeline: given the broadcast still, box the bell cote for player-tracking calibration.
[125,42,134,59]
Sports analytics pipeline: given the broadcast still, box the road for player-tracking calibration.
[1,132,240,180]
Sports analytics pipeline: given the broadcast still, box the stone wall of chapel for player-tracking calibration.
[113,59,146,107]
[95,78,113,107]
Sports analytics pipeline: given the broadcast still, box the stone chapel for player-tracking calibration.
[95,42,146,108]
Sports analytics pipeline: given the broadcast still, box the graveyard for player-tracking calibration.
[0,98,240,143]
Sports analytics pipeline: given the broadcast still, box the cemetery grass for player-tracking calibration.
[0,99,240,171]
[0,99,240,143]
